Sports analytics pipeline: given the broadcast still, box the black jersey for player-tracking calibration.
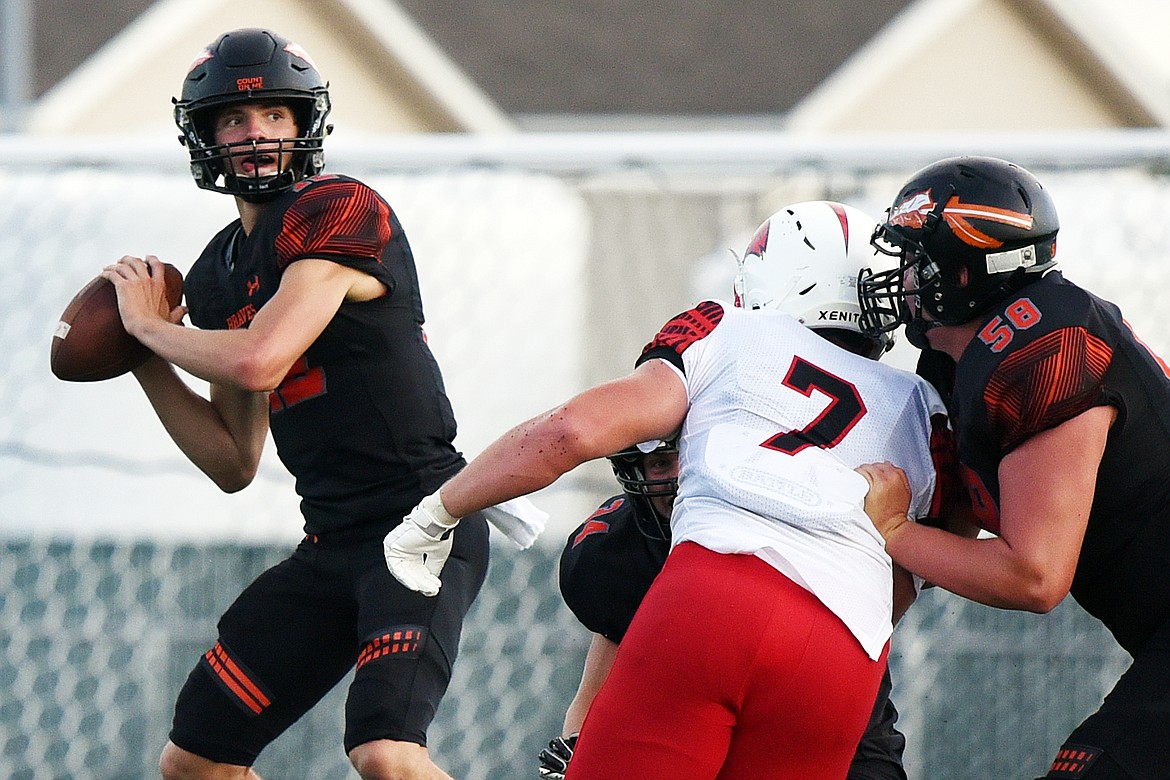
[559,496,669,643]
[918,271,1170,652]
[184,174,465,534]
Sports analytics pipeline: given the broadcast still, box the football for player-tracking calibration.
[50,263,184,382]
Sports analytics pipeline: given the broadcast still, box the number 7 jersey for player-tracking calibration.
[638,300,948,659]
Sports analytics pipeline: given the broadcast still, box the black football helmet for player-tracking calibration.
[173,28,332,201]
[858,156,1059,347]
[606,437,678,541]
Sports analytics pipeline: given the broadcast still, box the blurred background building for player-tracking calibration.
[13,0,1170,135]
[0,0,1164,777]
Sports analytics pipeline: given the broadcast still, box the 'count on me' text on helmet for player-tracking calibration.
[734,200,896,360]
[607,437,678,541]
[857,156,1059,346]
[173,28,332,201]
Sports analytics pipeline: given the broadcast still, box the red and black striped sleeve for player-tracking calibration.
[635,300,725,374]
[275,178,393,270]
[985,326,1112,452]
[923,414,959,525]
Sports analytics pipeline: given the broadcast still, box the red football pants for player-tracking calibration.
[567,541,887,780]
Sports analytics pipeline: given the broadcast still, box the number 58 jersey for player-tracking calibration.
[638,300,948,659]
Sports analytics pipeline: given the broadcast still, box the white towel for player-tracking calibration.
[481,496,548,549]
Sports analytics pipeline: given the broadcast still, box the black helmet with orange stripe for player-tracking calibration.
[858,156,1059,346]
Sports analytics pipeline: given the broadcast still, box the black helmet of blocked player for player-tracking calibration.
[858,156,1059,348]
[734,201,897,360]
[173,28,332,201]
[606,437,678,541]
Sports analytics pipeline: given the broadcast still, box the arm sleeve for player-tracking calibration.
[635,300,725,373]
[985,326,1113,452]
[923,414,959,526]
[275,178,393,272]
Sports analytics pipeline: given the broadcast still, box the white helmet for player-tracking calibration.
[733,200,897,359]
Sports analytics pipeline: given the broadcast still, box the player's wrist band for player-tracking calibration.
[419,490,460,531]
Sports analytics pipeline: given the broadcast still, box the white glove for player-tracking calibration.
[384,491,460,597]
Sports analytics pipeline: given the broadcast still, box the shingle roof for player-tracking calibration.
[394,0,915,117]
[32,0,914,118]
[33,0,155,96]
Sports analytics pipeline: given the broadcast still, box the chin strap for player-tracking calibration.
[904,318,942,350]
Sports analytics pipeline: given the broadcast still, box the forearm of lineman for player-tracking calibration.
[441,361,687,519]
[439,410,594,518]
[883,521,1064,613]
[133,356,269,491]
[893,407,1108,613]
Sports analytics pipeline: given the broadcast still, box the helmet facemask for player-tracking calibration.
[173,29,333,202]
[858,157,1059,348]
[607,440,678,541]
[860,210,947,349]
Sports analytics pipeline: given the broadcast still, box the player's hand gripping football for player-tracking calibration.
[383,491,459,597]
[102,255,188,336]
[537,733,577,779]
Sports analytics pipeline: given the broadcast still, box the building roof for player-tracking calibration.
[393,0,915,125]
[27,0,514,136]
[32,0,155,98]
[788,0,1170,133]
[21,0,1170,134]
[32,0,913,116]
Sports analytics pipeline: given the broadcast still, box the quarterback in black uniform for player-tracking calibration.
[101,28,486,780]
[858,156,1170,779]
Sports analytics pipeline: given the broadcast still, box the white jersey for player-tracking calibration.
[639,301,947,659]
